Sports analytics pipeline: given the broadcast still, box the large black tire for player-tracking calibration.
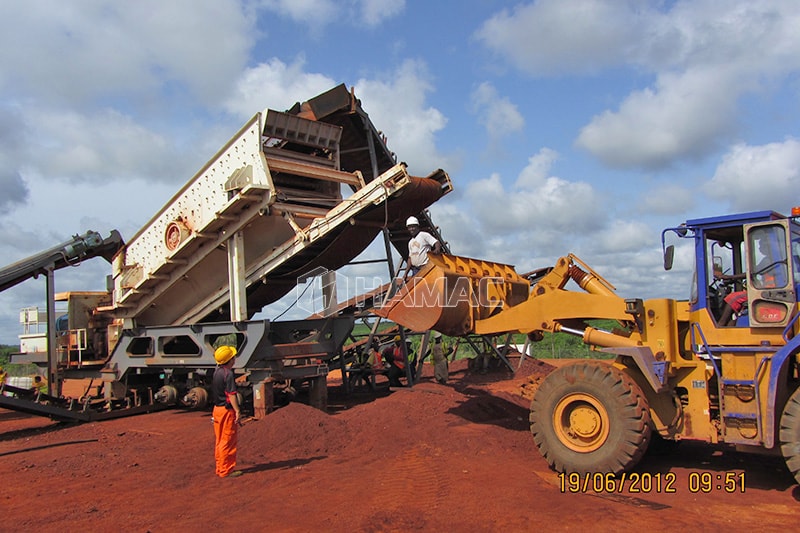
[779,387,800,485]
[530,361,651,475]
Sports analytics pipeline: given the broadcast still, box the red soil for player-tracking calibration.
[1,357,797,532]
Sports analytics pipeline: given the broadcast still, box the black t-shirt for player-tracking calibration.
[212,365,237,408]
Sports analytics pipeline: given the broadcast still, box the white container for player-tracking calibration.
[7,376,33,389]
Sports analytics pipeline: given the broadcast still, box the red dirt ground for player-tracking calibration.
[1,357,798,532]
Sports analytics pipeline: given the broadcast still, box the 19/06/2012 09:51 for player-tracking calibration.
[558,471,745,494]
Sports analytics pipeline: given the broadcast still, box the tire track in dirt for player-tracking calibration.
[359,447,448,531]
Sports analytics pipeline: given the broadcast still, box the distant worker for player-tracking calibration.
[212,345,243,478]
[382,335,407,387]
[0,367,6,387]
[32,375,48,395]
[406,216,441,277]
[431,331,452,384]
[406,339,418,381]
[365,339,384,371]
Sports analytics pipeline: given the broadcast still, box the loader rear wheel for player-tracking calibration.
[530,361,651,475]
[779,387,800,485]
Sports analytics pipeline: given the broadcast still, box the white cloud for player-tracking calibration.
[640,183,695,215]
[30,108,184,184]
[0,176,178,261]
[589,219,655,255]
[0,104,29,208]
[476,0,800,169]
[258,0,337,32]
[427,202,479,257]
[645,1,800,72]
[477,1,800,77]
[515,148,558,189]
[460,149,607,257]
[0,0,252,107]
[223,57,338,118]
[354,59,454,175]
[258,0,405,30]
[575,67,740,169]
[470,82,525,144]
[0,1,258,218]
[705,139,800,212]
[361,0,406,26]
[431,148,685,298]
[0,102,208,218]
[475,0,645,75]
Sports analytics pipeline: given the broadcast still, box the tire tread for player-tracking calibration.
[779,387,800,485]
[530,361,651,475]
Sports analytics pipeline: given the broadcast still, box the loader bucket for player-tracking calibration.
[374,254,530,336]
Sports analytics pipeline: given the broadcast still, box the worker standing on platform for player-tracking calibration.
[212,345,243,478]
[406,216,441,277]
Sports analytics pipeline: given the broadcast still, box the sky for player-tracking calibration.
[1,0,800,344]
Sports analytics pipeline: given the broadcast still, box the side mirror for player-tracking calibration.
[664,245,674,271]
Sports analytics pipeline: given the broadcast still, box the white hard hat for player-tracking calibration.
[406,216,419,226]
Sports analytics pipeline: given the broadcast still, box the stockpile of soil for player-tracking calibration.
[1,356,798,531]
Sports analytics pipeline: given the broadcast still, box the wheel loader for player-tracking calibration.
[377,207,800,483]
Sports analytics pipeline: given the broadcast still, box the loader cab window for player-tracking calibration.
[748,226,788,290]
[709,240,746,287]
[703,231,746,324]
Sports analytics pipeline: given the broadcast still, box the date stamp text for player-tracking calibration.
[558,471,746,494]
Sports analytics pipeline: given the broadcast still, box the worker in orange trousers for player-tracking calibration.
[212,345,243,478]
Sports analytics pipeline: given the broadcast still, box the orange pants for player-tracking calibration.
[213,405,238,477]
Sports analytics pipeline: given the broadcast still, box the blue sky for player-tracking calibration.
[1,0,800,343]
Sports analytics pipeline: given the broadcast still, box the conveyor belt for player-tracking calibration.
[203,174,448,322]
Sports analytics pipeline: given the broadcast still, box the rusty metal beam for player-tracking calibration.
[266,156,364,187]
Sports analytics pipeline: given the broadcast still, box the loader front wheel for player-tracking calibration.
[530,361,651,475]
[779,387,800,485]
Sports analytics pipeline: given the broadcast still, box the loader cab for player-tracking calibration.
[663,209,799,328]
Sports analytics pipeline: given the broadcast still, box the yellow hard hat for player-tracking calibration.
[393,335,401,342]
[214,345,237,365]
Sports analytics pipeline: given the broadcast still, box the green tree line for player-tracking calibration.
[350,322,611,360]
[0,345,18,366]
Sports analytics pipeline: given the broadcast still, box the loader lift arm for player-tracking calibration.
[376,252,640,342]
